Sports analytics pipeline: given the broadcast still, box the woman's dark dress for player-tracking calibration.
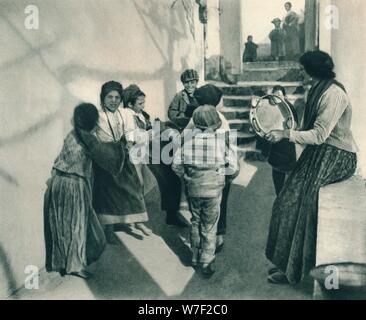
[91,108,148,225]
[266,81,358,283]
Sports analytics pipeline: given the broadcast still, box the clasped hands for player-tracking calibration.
[264,129,290,143]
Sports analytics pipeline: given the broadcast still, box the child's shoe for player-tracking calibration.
[201,260,216,278]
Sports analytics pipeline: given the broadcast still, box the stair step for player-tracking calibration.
[212,80,303,87]
[210,81,305,96]
[223,96,251,108]
[237,141,257,151]
[237,141,257,155]
[224,94,302,99]
[221,106,250,112]
[220,107,250,120]
[228,119,252,132]
[242,67,299,71]
[236,81,303,87]
[228,119,250,124]
[224,95,251,100]
[236,131,257,145]
[240,69,303,82]
[236,131,256,138]
[242,61,301,69]
[223,94,303,105]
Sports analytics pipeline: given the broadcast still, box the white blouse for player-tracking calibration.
[94,107,125,142]
[120,108,151,145]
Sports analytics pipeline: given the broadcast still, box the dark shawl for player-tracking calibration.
[303,79,346,130]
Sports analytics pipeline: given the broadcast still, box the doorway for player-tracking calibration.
[204,0,319,81]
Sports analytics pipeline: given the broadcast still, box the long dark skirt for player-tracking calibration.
[148,163,182,225]
[266,143,357,284]
[148,132,183,221]
[93,159,149,225]
[44,173,106,274]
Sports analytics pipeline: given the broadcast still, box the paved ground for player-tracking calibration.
[11,159,313,300]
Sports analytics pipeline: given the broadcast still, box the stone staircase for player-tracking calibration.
[208,62,305,160]
[240,61,304,82]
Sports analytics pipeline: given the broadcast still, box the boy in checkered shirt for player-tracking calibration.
[172,105,239,277]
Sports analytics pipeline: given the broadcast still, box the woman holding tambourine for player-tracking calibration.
[250,85,303,194]
[252,51,359,284]
[268,85,304,196]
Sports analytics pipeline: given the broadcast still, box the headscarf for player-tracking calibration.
[123,84,145,108]
[100,81,123,104]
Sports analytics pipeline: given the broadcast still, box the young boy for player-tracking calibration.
[166,69,200,227]
[243,36,258,63]
[172,105,239,277]
[168,69,200,131]
[187,84,235,252]
[267,85,300,195]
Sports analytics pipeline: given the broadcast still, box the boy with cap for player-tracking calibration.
[269,18,285,61]
[173,105,239,277]
[185,84,237,253]
[166,69,200,226]
[168,69,200,131]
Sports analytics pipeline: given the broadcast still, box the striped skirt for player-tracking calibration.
[44,172,106,274]
[266,143,357,284]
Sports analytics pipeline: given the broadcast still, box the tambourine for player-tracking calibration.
[249,94,296,138]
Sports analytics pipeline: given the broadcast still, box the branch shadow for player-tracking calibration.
[85,236,167,300]
[178,160,313,299]
[86,160,313,300]
[0,242,19,299]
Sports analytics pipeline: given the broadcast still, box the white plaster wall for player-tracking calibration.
[328,0,366,178]
[206,0,221,61]
[0,0,203,298]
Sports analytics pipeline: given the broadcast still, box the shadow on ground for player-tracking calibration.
[10,160,313,300]
[84,160,313,300]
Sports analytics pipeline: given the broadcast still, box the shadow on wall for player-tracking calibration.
[137,0,191,109]
[0,0,200,299]
[0,10,78,139]
[0,243,18,299]
[53,0,195,116]
[1,0,199,134]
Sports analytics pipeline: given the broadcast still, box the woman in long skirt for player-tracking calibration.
[264,51,358,284]
[92,81,152,239]
[44,104,106,279]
